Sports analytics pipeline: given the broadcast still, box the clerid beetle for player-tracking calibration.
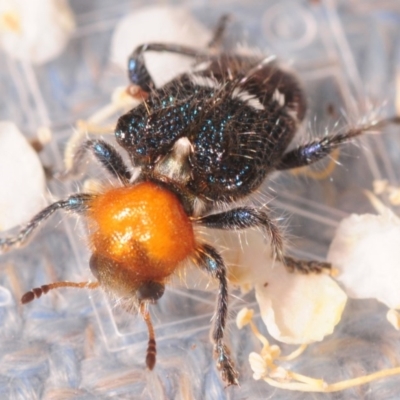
[0,15,395,386]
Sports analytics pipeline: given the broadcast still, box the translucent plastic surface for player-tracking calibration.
[1,1,400,399]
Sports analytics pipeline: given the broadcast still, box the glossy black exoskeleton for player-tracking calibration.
[115,12,382,206]
[116,53,307,202]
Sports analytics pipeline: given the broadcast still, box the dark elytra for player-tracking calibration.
[115,55,306,202]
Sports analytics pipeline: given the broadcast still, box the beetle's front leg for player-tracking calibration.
[0,193,94,253]
[192,243,239,386]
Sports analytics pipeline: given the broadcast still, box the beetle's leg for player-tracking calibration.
[276,117,400,170]
[58,139,132,183]
[207,14,231,49]
[276,132,355,170]
[0,193,94,253]
[128,13,232,91]
[194,208,332,274]
[283,256,331,274]
[194,207,284,262]
[128,14,233,91]
[21,281,99,304]
[128,43,209,92]
[192,243,239,386]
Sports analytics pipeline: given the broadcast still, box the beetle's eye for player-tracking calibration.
[137,281,165,302]
[89,253,103,280]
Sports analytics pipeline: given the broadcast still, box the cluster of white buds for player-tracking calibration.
[0,0,75,64]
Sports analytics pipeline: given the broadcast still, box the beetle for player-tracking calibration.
[0,15,396,386]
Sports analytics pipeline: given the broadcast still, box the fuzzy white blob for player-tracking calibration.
[211,229,347,344]
[328,210,400,310]
[255,263,347,344]
[0,122,46,231]
[110,5,211,88]
[0,0,75,64]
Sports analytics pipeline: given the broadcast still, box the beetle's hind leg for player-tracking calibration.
[207,14,231,49]
[192,243,239,386]
[276,116,400,171]
[128,43,208,92]
[127,14,232,92]
[273,120,400,272]
[0,193,93,253]
[58,139,132,184]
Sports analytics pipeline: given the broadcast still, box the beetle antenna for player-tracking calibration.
[21,281,100,304]
[140,302,157,370]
